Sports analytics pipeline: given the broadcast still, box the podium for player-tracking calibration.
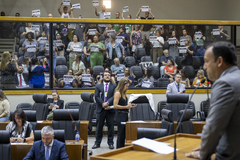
[90,134,201,160]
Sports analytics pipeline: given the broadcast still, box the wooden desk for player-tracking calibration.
[126,121,205,145]
[11,140,83,160]
[0,120,89,144]
[0,120,89,160]
[91,134,208,160]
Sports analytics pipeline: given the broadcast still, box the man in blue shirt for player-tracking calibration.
[110,58,126,75]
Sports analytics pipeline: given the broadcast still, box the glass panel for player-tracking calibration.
[0,18,234,90]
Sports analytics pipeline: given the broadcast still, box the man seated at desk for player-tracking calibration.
[166,73,186,94]
[24,126,69,160]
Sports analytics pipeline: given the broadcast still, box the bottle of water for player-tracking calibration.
[75,132,80,143]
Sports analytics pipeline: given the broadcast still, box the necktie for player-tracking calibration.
[45,145,49,160]
[177,84,180,92]
[104,83,108,102]
[19,74,22,87]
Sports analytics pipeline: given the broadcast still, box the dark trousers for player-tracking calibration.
[95,110,115,145]
[116,111,128,148]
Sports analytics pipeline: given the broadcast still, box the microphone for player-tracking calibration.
[172,79,205,160]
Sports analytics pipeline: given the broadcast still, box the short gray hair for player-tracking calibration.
[41,126,54,135]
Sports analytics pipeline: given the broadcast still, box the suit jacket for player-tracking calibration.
[95,82,117,114]
[17,73,29,85]
[166,82,185,94]
[200,66,240,160]
[23,139,69,160]
[47,98,64,109]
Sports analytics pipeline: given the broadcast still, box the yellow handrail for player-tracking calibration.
[0,17,239,25]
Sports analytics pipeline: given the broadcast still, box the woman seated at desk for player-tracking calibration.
[46,90,64,120]
[6,109,34,143]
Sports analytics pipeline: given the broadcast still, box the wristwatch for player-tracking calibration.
[24,138,26,142]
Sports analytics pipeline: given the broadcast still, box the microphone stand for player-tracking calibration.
[172,79,205,160]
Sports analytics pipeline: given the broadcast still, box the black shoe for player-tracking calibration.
[92,144,100,149]
[109,144,114,149]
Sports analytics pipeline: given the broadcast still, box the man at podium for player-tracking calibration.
[186,42,240,159]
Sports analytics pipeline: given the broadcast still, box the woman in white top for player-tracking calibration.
[151,30,164,63]
[72,54,86,76]
[0,90,10,122]
[67,35,83,70]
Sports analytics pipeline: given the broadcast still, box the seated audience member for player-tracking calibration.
[110,58,126,75]
[164,59,177,82]
[192,69,208,87]
[123,67,135,88]
[166,73,186,94]
[135,67,154,88]
[67,35,83,70]
[17,65,29,88]
[72,54,85,76]
[0,51,18,89]
[151,30,164,63]
[55,33,65,56]
[23,126,69,160]
[46,90,64,120]
[59,69,77,88]
[0,90,10,122]
[58,2,72,18]
[167,30,179,58]
[28,57,49,88]
[83,39,92,68]
[181,38,194,65]
[106,34,125,65]
[88,35,105,68]
[96,68,116,84]
[159,49,173,77]
[130,25,142,57]
[179,69,190,88]
[77,68,96,88]
[22,57,31,73]
[118,26,130,55]
[6,109,34,143]
[22,32,39,59]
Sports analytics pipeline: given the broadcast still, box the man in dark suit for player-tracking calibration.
[24,126,69,160]
[92,71,117,150]
[17,65,29,88]
[186,42,240,159]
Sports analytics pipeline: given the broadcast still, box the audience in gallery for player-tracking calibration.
[192,69,208,87]
[0,2,230,90]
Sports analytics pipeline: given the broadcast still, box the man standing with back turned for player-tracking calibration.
[92,71,117,150]
[186,41,240,159]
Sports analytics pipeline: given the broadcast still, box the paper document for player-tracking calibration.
[72,3,81,9]
[132,138,177,154]
[32,9,40,16]
[123,6,129,12]
[63,0,70,6]
[141,6,149,12]
[92,1,99,6]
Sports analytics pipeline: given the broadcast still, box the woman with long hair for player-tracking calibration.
[6,109,34,143]
[124,67,135,88]
[112,77,136,148]
[67,34,83,70]
[164,59,177,82]
[192,69,208,87]
[180,69,191,88]
[0,90,10,122]
[136,67,154,88]
[72,54,85,76]
[0,51,18,89]
[46,90,64,120]
[28,57,49,88]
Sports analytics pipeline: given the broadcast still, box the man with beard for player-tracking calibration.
[92,71,117,150]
